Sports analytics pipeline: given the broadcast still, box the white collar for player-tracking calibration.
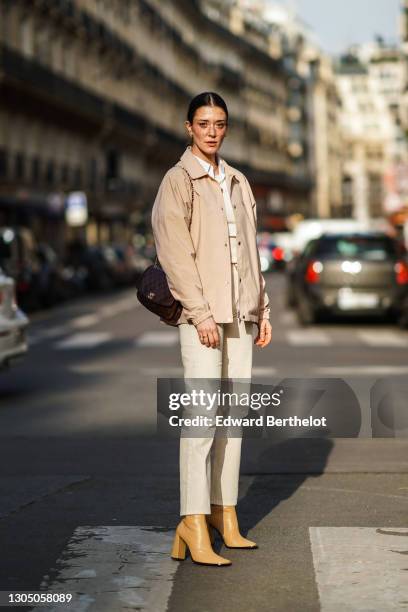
[193,153,225,182]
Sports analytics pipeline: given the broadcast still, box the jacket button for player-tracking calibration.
[242,315,245,319]
[225,243,228,247]
[238,241,241,245]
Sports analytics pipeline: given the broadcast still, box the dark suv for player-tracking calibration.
[287,232,408,325]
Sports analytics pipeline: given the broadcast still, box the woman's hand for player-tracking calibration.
[254,319,272,348]
[196,316,220,348]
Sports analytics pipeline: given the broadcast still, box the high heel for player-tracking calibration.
[171,530,187,560]
[208,505,258,549]
[171,514,232,566]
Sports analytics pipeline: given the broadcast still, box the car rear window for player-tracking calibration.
[311,236,399,261]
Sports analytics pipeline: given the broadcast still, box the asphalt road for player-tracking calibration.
[0,273,407,612]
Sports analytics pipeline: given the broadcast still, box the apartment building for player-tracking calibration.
[0,0,313,252]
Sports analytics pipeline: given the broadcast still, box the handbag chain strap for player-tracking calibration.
[154,164,195,267]
[178,164,195,231]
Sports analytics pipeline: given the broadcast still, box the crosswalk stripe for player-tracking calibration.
[70,314,102,329]
[140,367,184,376]
[135,331,179,347]
[99,297,139,318]
[309,527,408,611]
[33,526,176,612]
[29,295,138,346]
[56,332,112,349]
[287,329,331,346]
[138,366,277,377]
[357,330,408,347]
[316,365,408,375]
[252,367,278,376]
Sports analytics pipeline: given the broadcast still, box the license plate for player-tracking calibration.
[337,289,379,310]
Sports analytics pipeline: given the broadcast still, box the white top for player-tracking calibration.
[193,153,238,263]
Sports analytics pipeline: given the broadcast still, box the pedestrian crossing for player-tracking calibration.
[26,289,408,352]
[55,332,112,350]
[309,527,408,611]
[133,328,408,349]
[28,327,408,350]
[286,329,332,346]
[134,330,179,347]
[27,294,139,346]
[33,526,176,612]
[357,330,408,347]
[31,524,408,611]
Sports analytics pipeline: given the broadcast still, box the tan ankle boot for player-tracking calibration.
[207,505,258,549]
[171,514,232,566]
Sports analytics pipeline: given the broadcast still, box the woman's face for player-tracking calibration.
[185,105,228,157]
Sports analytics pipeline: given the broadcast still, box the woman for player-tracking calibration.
[151,92,272,566]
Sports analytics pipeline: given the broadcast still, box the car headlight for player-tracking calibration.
[260,256,269,272]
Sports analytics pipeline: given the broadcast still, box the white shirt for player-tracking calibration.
[193,153,238,263]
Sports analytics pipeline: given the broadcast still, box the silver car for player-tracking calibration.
[288,232,408,325]
[0,267,28,369]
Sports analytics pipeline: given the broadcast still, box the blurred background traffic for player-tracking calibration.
[1,0,408,370]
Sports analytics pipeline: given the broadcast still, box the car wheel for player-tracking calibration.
[297,300,317,326]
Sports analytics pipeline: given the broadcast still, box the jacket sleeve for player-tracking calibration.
[243,176,271,321]
[151,169,213,326]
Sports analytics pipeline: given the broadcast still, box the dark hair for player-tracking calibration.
[187,92,229,124]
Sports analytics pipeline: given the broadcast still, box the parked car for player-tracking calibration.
[0,266,28,369]
[257,233,287,271]
[0,227,77,311]
[287,232,408,325]
[113,243,151,284]
[35,242,75,307]
[0,227,43,311]
[65,242,123,293]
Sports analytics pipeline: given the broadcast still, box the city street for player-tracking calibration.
[0,272,407,611]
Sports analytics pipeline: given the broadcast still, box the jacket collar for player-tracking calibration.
[178,146,239,184]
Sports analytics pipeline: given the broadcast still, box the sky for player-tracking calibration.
[272,0,402,55]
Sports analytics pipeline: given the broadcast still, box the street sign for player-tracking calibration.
[65,191,88,227]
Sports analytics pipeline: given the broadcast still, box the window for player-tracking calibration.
[15,152,25,181]
[313,236,397,261]
[62,43,76,79]
[31,157,40,183]
[89,158,98,190]
[20,17,33,57]
[342,176,353,206]
[0,148,8,178]
[73,166,82,188]
[33,27,50,65]
[45,160,55,185]
[106,149,120,186]
[368,173,383,215]
[61,163,69,184]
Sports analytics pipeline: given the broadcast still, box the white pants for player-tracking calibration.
[178,263,254,515]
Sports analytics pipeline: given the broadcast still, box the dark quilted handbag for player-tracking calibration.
[136,166,194,326]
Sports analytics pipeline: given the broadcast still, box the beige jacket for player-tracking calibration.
[151,146,270,326]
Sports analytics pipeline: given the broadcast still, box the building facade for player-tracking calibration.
[224,0,344,220]
[0,0,314,254]
[336,41,407,222]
